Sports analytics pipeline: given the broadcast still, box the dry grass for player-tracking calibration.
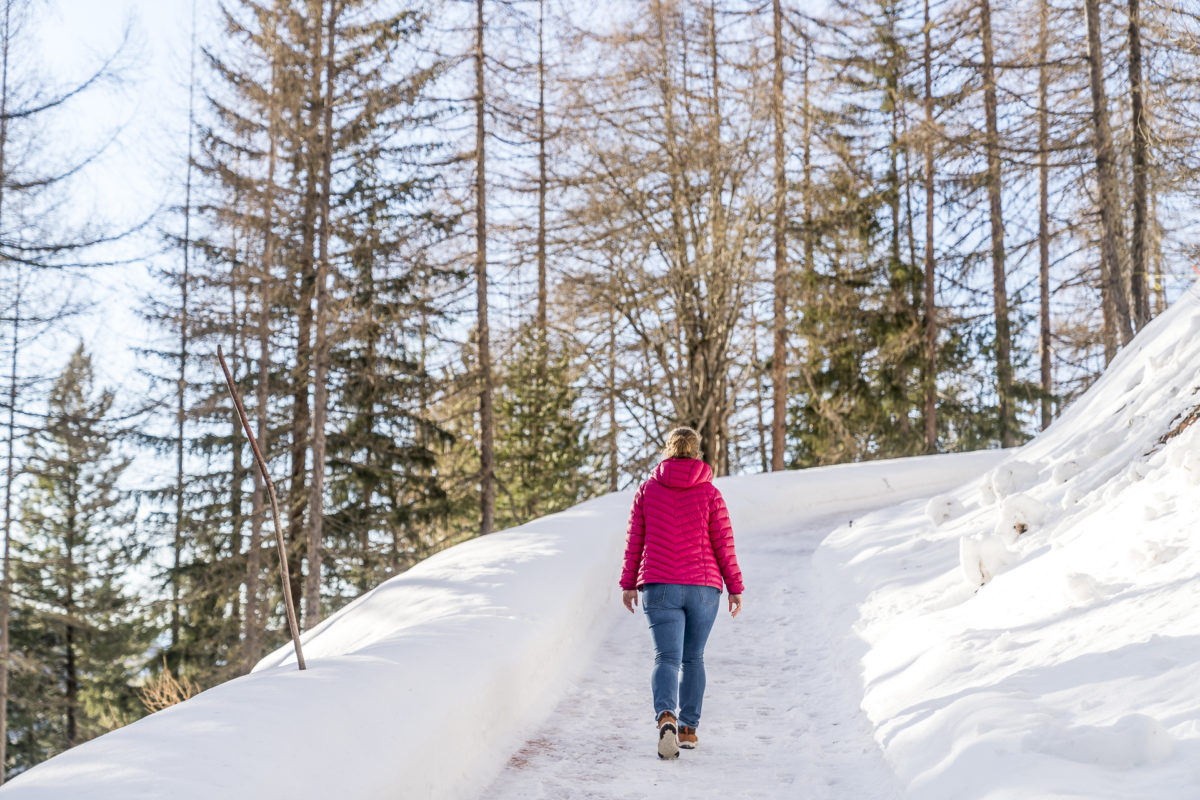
[138,659,200,714]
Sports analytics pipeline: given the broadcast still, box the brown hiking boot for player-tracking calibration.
[678,725,698,749]
[656,711,679,760]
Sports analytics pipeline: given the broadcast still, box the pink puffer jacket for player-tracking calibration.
[619,458,744,594]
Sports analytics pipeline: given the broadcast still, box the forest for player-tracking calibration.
[1,0,1198,781]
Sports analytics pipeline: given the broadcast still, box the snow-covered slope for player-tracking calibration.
[10,283,1200,799]
[0,448,999,798]
[816,280,1200,798]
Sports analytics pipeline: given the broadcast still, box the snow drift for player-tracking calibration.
[816,280,1200,798]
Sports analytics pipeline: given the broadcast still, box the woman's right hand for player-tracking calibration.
[622,589,639,613]
[728,593,742,618]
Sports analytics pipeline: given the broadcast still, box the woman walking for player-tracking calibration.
[619,427,744,760]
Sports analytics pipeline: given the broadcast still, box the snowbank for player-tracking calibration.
[0,490,634,800]
[1,439,1001,799]
[816,281,1200,798]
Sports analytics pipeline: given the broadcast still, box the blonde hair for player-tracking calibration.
[661,426,701,460]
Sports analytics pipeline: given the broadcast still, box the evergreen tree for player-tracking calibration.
[791,1,922,465]
[324,253,454,595]
[495,324,592,530]
[7,347,147,775]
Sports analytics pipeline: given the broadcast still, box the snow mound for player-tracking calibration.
[989,460,1040,498]
[959,533,1016,586]
[817,280,1200,798]
[991,493,1052,544]
[925,493,965,525]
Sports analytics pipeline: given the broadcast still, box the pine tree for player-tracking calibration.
[7,347,147,774]
[791,0,929,464]
[324,253,454,594]
[495,324,591,530]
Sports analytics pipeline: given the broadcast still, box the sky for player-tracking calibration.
[30,0,201,345]
[0,0,216,596]
[25,0,206,468]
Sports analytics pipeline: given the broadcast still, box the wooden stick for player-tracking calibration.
[218,345,306,671]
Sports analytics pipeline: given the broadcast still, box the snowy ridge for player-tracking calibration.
[1,446,998,798]
[816,280,1200,798]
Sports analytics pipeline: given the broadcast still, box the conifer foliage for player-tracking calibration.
[495,324,591,531]
[7,348,147,773]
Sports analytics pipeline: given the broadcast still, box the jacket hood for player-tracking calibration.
[651,458,713,489]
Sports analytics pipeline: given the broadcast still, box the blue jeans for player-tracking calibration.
[640,583,720,728]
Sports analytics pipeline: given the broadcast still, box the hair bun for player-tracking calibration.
[662,426,701,460]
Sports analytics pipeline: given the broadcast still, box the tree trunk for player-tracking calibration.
[607,279,619,493]
[979,0,1014,447]
[229,241,244,639]
[1037,0,1053,430]
[1152,183,1165,315]
[474,0,496,535]
[172,0,197,648]
[1127,0,1149,328]
[0,281,15,785]
[1084,0,1134,354]
[246,279,267,670]
[0,0,13,779]
[922,0,937,452]
[244,0,284,674]
[803,35,813,317]
[288,2,327,616]
[770,0,787,471]
[64,514,77,748]
[306,0,338,629]
[170,0,200,659]
[1100,248,1115,363]
[885,10,914,446]
[800,34,815,423]
[536,0,548,349]
[752,316,769,473]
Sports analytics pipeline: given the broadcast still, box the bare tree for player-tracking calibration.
[0,1,13,779]
[536,0,548,347]
[1037,0,1052,430]
[921,0,937,452]
[1127,0,1150,328]
[978,0,1014,447]
[770,0,787,471]
[1084,0,1134,354]
[305,0,340,627]
[567,1,766,475]
[171,0,200,656]
[475,0,496,535]
[0,280,15,786]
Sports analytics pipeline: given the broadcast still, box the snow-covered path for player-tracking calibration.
[485,510,900,800]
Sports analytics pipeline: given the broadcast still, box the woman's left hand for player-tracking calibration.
[728,593,742,618]
[622,589,639,613]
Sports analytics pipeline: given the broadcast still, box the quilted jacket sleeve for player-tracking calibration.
[707,488,744,594]
[619,484,647,590]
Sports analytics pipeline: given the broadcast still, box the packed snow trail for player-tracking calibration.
[485,509,902,800]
